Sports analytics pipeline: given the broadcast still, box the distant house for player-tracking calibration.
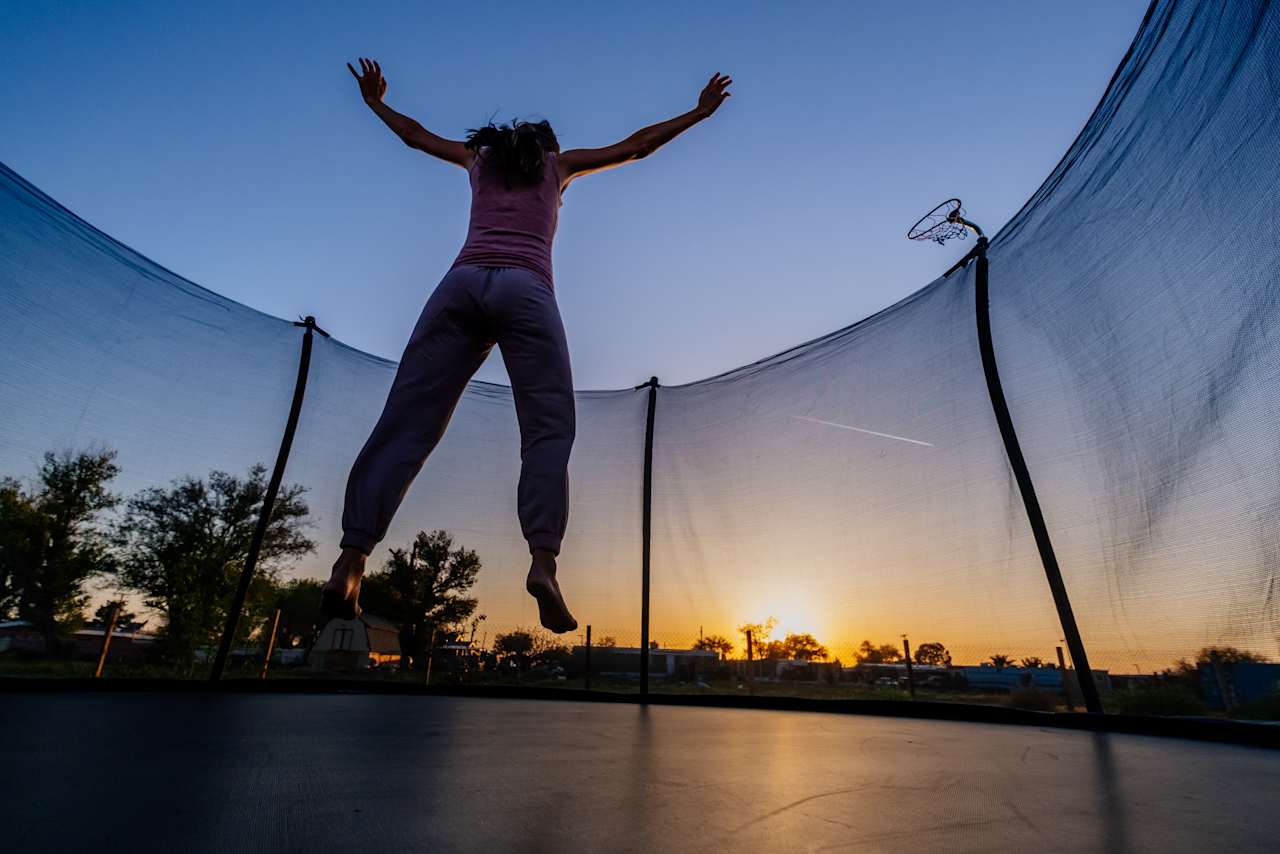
[0,619,157,661]
[956,664,1112,696]
[1200,661,1280,709]
[958,665,1067,691]
[0,620,45,654]
[310,613,401,670]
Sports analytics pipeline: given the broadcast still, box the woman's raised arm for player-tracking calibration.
[558,73,732,186]
[348,58,474,169]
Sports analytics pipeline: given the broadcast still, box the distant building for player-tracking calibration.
[1200,662,1280,709]
[846,662,953,687]
[957,664,1112,696]
[841,661,1112,697]
[570,645,718,679]
[958,665,1067,691]
[0,619,157,661]
[310,613,401,670]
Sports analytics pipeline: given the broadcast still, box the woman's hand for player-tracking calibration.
[696,72,733,117]
[347,57,387,106]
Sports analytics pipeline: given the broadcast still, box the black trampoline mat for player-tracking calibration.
[3,693,1278,852]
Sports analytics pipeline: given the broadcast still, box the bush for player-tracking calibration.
[1008,687,1058,712]
[1105,685,1205,717]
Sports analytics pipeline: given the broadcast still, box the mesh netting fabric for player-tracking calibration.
[2,0,1278,676]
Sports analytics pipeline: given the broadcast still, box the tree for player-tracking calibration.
[760,640,787,660]
[266,578,325,649]
[913,641,950,666]
[988,653,1014,669]
[0,478,34,620]
[737,617,777,657]
[856,640,902,664]
[113,465,313,667]
[89,599,145,634]
[781,633,828,661]
[693,634,733,659]
[359,530,481,669]
[1020,656,1047,669]
[0,450,120,653]
[1196,646,1269,665]
[493,626,569,671]
[494,629,534,666]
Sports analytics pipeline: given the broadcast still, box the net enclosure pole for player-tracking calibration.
[211,316,329,682]
[972,243,1103,714]
[637,376,660,698]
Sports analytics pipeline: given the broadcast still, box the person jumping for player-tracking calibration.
[322,58,732,633]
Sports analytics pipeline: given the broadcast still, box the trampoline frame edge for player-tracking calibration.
[2,678,1275,750]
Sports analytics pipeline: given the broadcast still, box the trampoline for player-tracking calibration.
[2,690,1278,852]
[4,0,1280,849]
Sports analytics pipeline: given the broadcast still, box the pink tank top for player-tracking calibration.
[452,148,562,287]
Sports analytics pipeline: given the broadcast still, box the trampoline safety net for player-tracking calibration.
[2,0,1278,716]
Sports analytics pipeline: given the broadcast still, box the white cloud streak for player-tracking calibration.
[788,415,934,447]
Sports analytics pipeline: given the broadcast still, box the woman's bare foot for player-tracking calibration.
[320,547,367,620]
[526,549,577,634]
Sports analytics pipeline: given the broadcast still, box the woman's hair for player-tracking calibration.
[464,119,559,185]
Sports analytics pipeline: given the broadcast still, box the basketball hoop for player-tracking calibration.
[906,198,982,244]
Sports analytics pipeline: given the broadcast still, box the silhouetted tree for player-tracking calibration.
[693,634,733,659]
[856,640,902,664]
[493,626,568,671]
[0,479,31,620]
[0,450,120,652]
[92,600,134,626]
[89,599,146,634]
[781,632,828,661]
[266,578,325,649]
[113,465,313,667]
[494,629,534,666]
[1020,656,1047,669]
[913,641,950,666]
[1196,646,1269,665]
[760,640,787,659]
[988,653,1014,669]
[737,617,777,657]
[360,530,481,669]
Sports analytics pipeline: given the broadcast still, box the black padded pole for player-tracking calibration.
[637,376,660,698]
[972,243,1103,714]
[211,316,328,681]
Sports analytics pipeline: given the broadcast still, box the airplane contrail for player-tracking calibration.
[788,415,934,447]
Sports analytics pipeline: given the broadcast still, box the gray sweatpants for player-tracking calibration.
[340,265,575,556]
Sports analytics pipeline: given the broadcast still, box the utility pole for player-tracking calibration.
[423,626,438,686]
[902,635,916,700]
[259,608,281,679]
[93,603,121,679]
[1056,646,1075,712]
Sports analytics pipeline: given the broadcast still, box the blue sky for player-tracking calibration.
[1,0,1149,388]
